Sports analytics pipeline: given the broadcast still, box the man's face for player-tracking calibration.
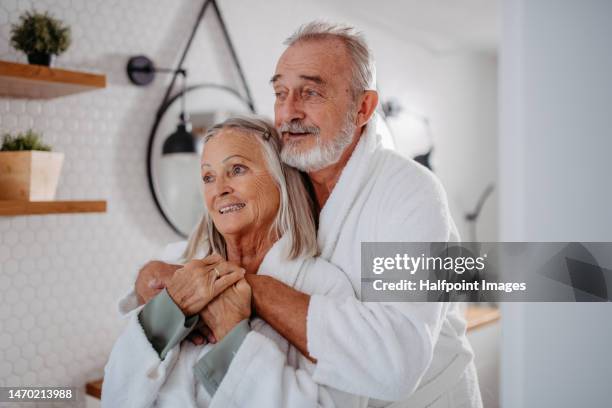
[272,38,358,172]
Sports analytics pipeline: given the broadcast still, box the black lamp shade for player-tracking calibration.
[162,121,196,154]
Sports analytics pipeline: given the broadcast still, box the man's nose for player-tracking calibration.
[279,93,305,122]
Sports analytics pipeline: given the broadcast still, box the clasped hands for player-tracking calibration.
[135,253,251,343]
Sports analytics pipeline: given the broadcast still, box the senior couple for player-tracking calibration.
[102,22,483,408]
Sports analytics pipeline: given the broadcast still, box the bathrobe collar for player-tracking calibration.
[317,113,382,257]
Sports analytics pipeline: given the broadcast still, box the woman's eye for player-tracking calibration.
[231,164,247,176]
[202,174,214,183]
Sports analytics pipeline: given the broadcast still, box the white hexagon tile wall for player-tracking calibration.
[0,0,223,405]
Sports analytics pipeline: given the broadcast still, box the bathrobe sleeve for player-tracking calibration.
[138,289,199,359]
[205,257,358,408]
[101,306,183,408]
[305,172,458,402]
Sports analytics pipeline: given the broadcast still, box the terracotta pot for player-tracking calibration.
[0,151,64,201]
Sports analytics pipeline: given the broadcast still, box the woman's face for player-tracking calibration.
[201,129,280,238]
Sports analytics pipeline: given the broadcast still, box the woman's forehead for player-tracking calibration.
[202,128,265,164]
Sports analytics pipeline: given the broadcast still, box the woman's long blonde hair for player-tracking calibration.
[181,116,318,262]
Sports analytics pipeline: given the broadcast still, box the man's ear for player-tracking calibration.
[356,90,379,127]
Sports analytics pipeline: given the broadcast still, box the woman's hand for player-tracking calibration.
[201,279,252,341]
[166,254,245,316]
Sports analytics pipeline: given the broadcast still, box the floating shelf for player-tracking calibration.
[0,200,107,216]
[0,60,106,99]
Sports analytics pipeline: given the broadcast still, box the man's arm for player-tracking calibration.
[246,273,444,401]
[244,274,314,362]
[135,261,182,305]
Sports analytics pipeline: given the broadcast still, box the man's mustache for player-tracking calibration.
[278,121,320,135]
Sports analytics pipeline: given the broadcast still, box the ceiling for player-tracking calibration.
[322,0,499,54]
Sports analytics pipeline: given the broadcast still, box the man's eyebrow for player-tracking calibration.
[300,75,325,85]
[270,74,326,85]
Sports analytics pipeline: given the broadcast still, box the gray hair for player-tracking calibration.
[284,20,376,96]
[181,116,318,262]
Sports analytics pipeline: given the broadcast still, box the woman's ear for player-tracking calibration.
[356,90,379,127]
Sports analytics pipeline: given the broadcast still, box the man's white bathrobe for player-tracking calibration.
[103,236,361,407]
[293,114,482,408]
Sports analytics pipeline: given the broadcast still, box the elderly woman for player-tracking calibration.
[102,117,359,407]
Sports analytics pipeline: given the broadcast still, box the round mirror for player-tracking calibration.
[148,85,254,237]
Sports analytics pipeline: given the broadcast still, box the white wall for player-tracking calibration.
[0,0,498,401]
[500,0,612,406]
[431,53,498,241]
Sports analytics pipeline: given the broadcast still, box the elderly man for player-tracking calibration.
[135,22,482,408]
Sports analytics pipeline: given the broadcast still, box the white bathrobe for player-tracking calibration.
[303,114,481,408]
[102,235,361,408]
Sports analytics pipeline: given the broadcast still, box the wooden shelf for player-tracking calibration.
[0,200,106,216]
[0,60,106,99]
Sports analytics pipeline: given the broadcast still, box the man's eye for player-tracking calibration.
[202,174,214,183]
[274,91,287,100]
[304,89,320,97]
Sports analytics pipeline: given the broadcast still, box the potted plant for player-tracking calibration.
[10,10,71,66]
[0,130,64,201]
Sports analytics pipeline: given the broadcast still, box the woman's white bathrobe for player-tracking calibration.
[102,236,361,408]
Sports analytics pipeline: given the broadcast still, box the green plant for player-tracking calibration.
[10,10,71,56]
[1,130,52,152]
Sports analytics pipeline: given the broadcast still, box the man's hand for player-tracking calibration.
[201,279,252,341]
[166,254,245,316]
[135,261,182,305]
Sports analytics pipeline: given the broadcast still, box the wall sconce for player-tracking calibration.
[127,55,195,155]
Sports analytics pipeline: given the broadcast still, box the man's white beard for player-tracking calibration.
[281,114,357,172]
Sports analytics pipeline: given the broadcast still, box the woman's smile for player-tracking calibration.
[218,202,246,214]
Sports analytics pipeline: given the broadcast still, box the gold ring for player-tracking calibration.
[213,267,220,280]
